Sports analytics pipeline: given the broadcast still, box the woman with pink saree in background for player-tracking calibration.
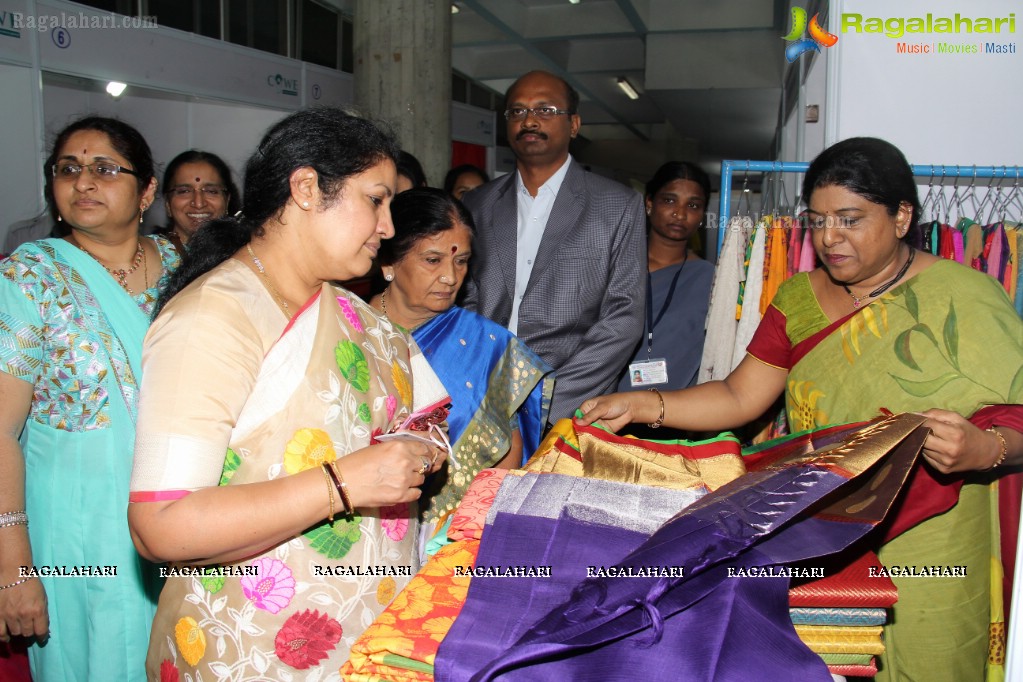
[580,137,1023,681]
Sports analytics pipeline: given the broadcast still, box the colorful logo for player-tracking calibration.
[783,7,838,62]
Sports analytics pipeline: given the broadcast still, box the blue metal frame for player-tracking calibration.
[717,161,1022,251]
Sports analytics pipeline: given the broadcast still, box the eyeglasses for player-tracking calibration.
[503,106,573,121]
[52,161,140,181]
[169,186,228,199]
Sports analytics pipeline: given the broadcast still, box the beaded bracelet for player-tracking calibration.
[646,388,665,429]
[0,576,34,591]
[0,511,27,528]
[986,427,1008,470]
[319,464,335,523]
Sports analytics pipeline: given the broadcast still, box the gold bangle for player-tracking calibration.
[328,462,355,516]
[646,388,665,429]
[986,427,1008,470]
[320,464,335,523]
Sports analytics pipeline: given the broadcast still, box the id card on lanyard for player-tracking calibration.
[628,259,685,388]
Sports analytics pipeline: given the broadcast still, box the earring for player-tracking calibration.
[139,204,147,224]
[302,201,310,208]
[384,272,393,282]
[57,215,62,222]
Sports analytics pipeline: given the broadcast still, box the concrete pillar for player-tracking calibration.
[353,0,451,188]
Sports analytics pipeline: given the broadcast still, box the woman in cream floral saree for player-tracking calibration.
[128,108,448,680]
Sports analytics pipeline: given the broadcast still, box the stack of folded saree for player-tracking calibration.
[743,430,899,678]
[787,551,898,677]
[344,415,927,682]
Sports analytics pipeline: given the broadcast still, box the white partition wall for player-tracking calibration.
[826,0,1021,164]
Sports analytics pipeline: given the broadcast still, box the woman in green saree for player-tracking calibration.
[579,137,1023,681]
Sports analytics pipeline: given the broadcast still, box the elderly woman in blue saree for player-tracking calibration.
[370,188,553,546]
[0,116,179,680]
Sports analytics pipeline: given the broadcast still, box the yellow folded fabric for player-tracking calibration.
[794,624,885,655]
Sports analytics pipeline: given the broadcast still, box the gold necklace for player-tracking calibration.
[381,287,389,317]
[246,244,291,318]
[72,236,145,295]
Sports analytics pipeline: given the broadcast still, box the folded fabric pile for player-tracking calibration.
[742,432,900,677]
[344,415,926,682]
[787,551,898,677]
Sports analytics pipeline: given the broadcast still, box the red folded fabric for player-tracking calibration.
[789,550,897,608]
[828,661,878,676]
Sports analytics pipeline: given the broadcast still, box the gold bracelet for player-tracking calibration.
[328,462,356,516]
[986,427,1008,470]
[646,388,665,429]
[320,464,335,523]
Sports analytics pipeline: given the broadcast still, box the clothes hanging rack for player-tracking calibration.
[717,161,1023,251]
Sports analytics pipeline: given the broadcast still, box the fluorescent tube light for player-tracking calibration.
[616,77,639,100]
[106,81,127,97]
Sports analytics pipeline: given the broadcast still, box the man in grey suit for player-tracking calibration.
[461,70,646,423]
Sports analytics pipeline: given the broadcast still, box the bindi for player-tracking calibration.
[195,177,201,182]
[450,245,458,254]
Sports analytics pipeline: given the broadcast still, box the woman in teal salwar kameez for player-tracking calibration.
[0,117,179,681]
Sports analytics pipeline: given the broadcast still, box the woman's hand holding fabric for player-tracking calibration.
[0,565,48,642]
[339,440,446,507]
[576,392,649,433]
[919,408,1004,474]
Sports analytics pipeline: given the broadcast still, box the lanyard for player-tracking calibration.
[645,252,686,354]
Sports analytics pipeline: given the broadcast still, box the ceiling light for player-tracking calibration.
[451,4,459,13]
[106,81,127,97]
[616,77,639,100]
[568,0,581,4]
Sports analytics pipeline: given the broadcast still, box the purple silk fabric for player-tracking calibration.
[436,422,926,681]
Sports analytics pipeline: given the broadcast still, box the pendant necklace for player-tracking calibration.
[71,235,147,295]
[843,247,916,309]
[246,244,291,318]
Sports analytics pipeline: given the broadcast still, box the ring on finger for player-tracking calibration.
[417,457,430,476]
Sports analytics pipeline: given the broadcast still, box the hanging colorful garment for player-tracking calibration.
[731,218,767,371]
[699,215,751,382]
[761,216,789,314]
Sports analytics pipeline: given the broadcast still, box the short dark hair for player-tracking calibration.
[645,161,711,206]
[158,107,400,314]
[162,149,241,216]
[443,164,489,195]
[506,71,580,114]
[44,116,155,217]
[803,137,922,245]
[397,150,428,188]
[379,187,475,266]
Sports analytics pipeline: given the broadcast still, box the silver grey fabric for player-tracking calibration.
[487,472,705,535]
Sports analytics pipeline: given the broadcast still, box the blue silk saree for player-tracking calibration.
[412,307,552,526]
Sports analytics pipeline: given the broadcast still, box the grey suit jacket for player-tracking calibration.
[461,159,647,422]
